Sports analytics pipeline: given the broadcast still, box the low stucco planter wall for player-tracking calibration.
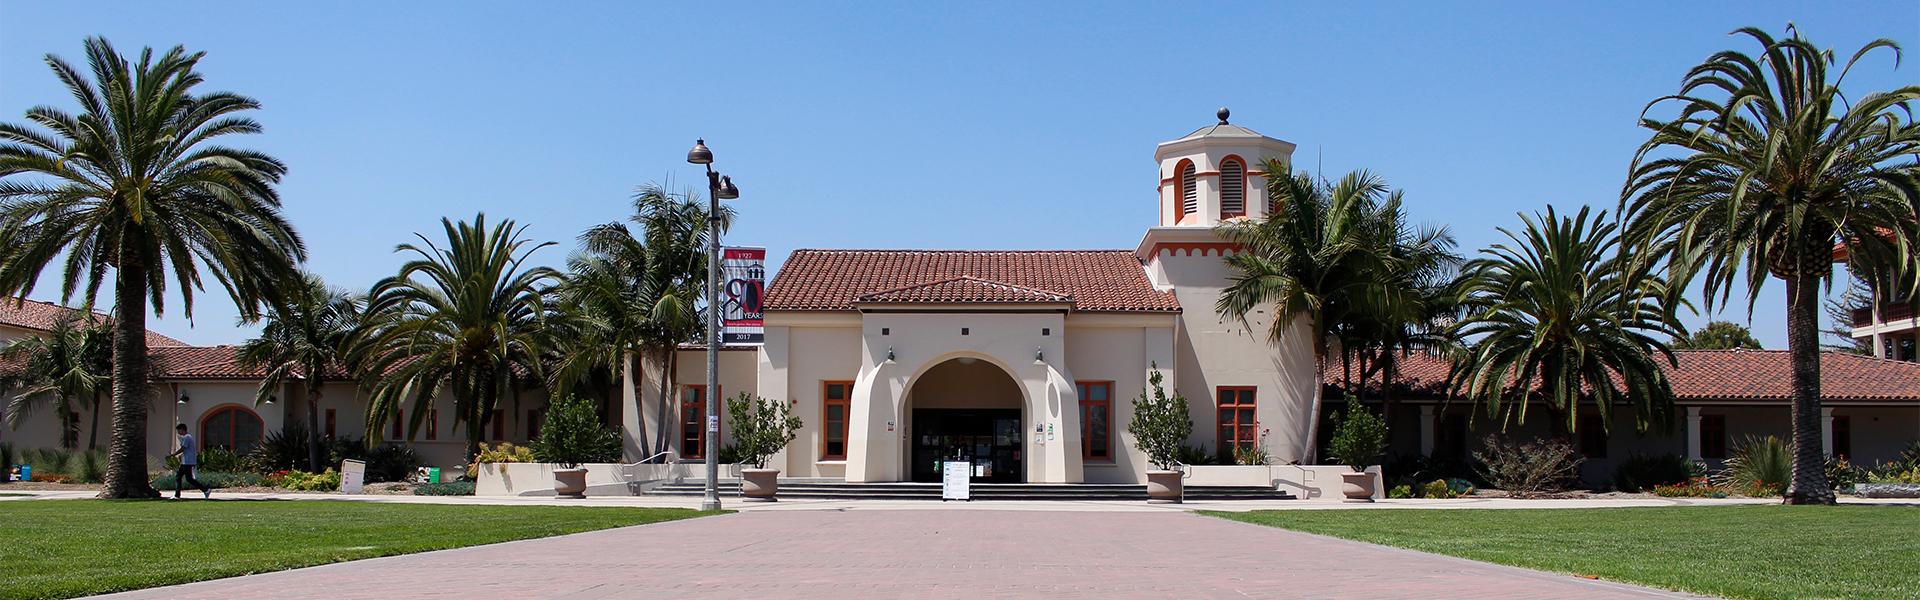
[1853,483,1920,498]
[476,462,742,496]
[1278,465,1382,501]
[1184,465,1279,487]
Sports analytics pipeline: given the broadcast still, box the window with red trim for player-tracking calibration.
[1833,415,1851,459]
[822,381,852,460]
[200,406,265,453]
[1578,415,1607,458]
[324,409,337,439]
[1701,414,1727,459]
[1219,157,1246,218]
[1216,387,1257,457]
[1077,381,1113,461]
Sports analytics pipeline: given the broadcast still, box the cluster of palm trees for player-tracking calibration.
[0,38,724,497]
[1219,26,1918,505]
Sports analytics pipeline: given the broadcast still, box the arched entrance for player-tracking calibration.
[905,357,1025,483]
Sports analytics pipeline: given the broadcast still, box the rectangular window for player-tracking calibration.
[490,409,505,441]
[1578,415,1607,458]
[1701,414,1727,460]
[324,409,337,439]
[426,408,439,441]
[527,409,544,441]
[1077,381,1113,461]
[1833,415,1852,459]
[390,409,404,440]
[680,385,709,459]
[822,381,852,460]
[1216,387,1257,458]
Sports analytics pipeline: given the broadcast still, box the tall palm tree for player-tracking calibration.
[0,39,304,498]
[1450,206,1684,436]
[561,184,730,458]
[1621,26,1920,504]
[0,316,112,450]
[236,272,361,471]
[1346,194,1463,423]
[354,214,560,459]
[1216,165,1386,462]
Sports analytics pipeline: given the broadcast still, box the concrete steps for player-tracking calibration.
[647,481,1296,501]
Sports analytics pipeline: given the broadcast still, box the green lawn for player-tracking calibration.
[0,500,716,600]
[1208,505,1917,600]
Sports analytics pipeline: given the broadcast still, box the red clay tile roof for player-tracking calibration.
[1335,349,1920,403]
[147,345,353,381]
[0,297,189,348]
[856,276,1073,305]
[765,250,1179,313]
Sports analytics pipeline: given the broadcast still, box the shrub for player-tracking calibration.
[0,443,14,480]
[1869,464,1920,484]
[466,442,537,478]
[1326,400,1387,472]
[165,446,248,473]
[1383,453,1485,490]
[533,395,624,468]
[1612,453,1694,492]
[152,470,264,490]
[75,449,105,484]
[1175,444,1218,466]
[252,421,313,471]
[362,443,422,483]
[1125,367,1191,470]
[413,481,475,496]
[276,469,341,492]
[721,392,803,469]
[1387,484,1413,499]
[1474,436,1583,498]
[1715,435,1790,497]
[1231,429,1272,466]
[22,448,75,475]
[1653,477,1730,498]
[1827,456,1870,491]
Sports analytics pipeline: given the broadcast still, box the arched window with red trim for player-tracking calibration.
[1177,160,1198,222]
[200,405,265,453]
[1219,157,1246,218]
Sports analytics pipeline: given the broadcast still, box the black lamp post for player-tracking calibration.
[686,138,738,512]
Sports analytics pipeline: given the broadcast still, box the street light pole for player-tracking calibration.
[686,139,737,512]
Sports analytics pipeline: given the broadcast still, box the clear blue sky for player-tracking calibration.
[3,2,1915,347]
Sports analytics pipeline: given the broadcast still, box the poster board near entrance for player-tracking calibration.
[942,460,971,501]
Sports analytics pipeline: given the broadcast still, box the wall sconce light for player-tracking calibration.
[886,347,896,363]
[176,394,189,405]
[1033,347,1045,365]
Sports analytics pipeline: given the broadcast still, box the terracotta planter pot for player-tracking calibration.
[740,468,780,502]
[1146,469,1183,504]
[553,467,588,499]
[1340,471,1376,502]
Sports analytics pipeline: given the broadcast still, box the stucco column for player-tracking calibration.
[1418,405,1436,457]
[1873,332,1888,359]
[1685,406,1702,461]
[1820,406,1835,457]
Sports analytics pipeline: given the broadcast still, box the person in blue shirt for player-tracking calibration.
[168,423,211,499]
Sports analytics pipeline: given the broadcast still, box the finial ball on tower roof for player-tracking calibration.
[1217,107,1230,124]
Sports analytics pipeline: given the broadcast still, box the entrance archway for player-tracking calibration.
[904,356,1025,483]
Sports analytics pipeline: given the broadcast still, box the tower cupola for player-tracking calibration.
[1154,108,1297,227]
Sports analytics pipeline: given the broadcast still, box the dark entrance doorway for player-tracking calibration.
[910,408,1022,483]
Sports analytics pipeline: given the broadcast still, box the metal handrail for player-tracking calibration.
[633,451,674,465]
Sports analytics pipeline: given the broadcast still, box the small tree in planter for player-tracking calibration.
[1125,367,1191,503]
[533,395,621,498]
[725,392,803,501]
[1326,400,1388,501]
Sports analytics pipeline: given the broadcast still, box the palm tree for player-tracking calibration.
[558,184,729,458]
[1450,206,1685,436]
[1343,191,1462,423]
[0,316,111,450]
[354,214,560,459]
[236,272,361,471]
[1621,26,1920,504]
[1216,165,1387,462]
[0,39,304,498]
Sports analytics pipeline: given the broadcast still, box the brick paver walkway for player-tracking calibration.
[97,510,1696,599]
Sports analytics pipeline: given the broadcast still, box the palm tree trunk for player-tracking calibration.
[87,391,101,451]
[653,348,676,456]
[100,263,158,499]
[622,349,649,458]
[1784,272,1835,505]
[306,384,324,471]
[61,407,79,450]
[1301,339,1328,464]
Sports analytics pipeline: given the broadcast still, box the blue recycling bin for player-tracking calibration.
[17,464,30,481]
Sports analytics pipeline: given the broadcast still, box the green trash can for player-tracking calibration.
[425,467,441,484]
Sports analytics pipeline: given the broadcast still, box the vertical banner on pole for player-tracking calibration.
[720,247,766,345]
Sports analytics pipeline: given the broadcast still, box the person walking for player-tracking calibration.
[169,423,211,499]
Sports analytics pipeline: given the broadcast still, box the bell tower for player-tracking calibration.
[1154,108,1297,227]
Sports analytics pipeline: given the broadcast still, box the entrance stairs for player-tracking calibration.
[648,479,1296,501]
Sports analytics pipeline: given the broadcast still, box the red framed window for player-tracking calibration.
[1217,387,1257,457]
[680,385,710,459]
[324,409,337,439]
[390,409,404,440]
[200,405,266,453]
[425,408,439,441]
[1833,415,1851,459]
[822,381,852,460]
[1077,381,1113,462]
[1701,414,1727,460]
[1578,415,1607,458]
[490,409,505,441]
[527,409,544,441]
